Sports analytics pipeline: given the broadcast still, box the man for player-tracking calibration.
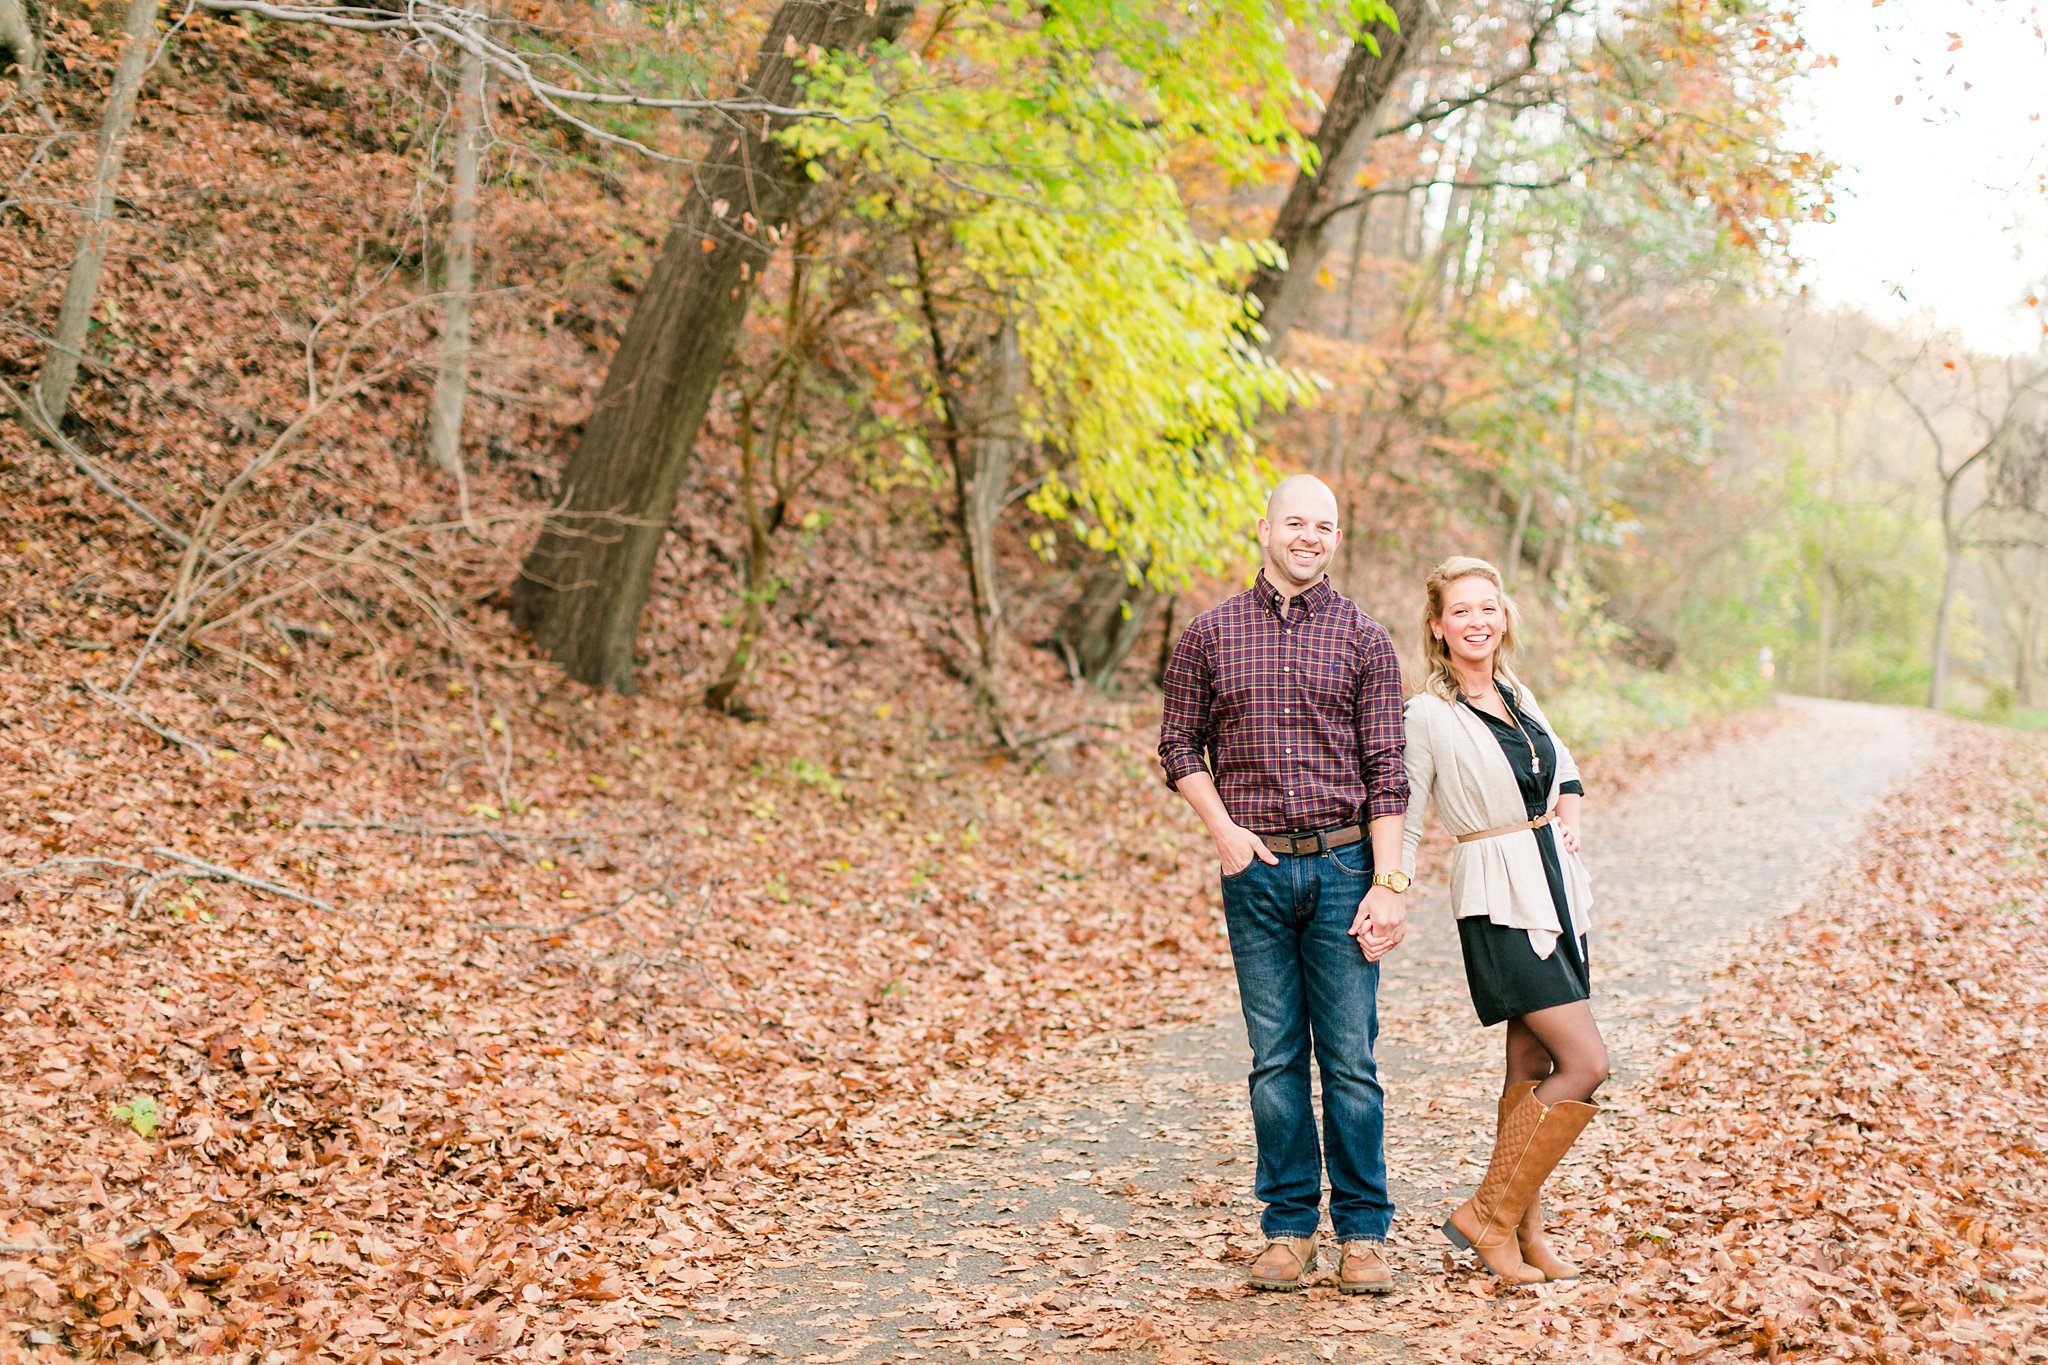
[1157,474,1411,1295]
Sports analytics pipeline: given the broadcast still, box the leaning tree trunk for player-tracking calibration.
[34,0,159,426]
[425,39,485,477]
[513,0,914,692]
[1245,0,1436,345]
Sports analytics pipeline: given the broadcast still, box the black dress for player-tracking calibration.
[1453,684,1590,1027]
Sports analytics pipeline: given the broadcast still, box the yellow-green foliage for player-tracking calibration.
[786,0,1396,586]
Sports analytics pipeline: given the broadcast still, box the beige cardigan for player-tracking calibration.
[1399,688,1592,960]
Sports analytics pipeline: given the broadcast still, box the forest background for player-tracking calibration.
[2,0,2047,1357]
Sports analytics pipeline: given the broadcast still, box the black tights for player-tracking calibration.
[1504,1000,1609,1105]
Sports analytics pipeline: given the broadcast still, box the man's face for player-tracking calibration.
[1258,488,1341,589]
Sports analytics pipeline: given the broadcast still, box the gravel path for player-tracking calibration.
[645,697,1930,1364]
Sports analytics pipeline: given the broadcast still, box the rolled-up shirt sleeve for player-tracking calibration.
[1354,625,1410,820]
[1157,616,1214,790]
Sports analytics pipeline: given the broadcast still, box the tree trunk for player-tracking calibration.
[951,319,1023,741]
[1438,112,1504,314]
[1246,0,1435,347]
[2024,551,2048,709]
[1554,330,1590,584]
[1929,527,1961,712]
[1320,201,1373,469]
[425,39,485,477]
[1815,505,1839,697]
[33,0,159,426]
[2012,559,2037,707]
[1815,564,1833,699]
[1153,592,1180,688]
[0,0,43,102]
[1054,559,1159,691]
[1504,482,1535,579]
[512,0,913,692]
[704,386,777,715]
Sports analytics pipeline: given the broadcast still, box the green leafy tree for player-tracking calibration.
[772,0,1348,732]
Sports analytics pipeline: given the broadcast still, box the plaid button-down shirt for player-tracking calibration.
[1158,571,1409,836]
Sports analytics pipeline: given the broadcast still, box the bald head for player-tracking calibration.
[1258,474,1342,594]
[1266,474,1339,526]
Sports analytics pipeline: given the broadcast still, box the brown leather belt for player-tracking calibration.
[1456,810,1555,844]
[1261,824,1365,856]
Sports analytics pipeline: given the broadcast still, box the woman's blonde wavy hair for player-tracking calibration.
[1420,556,1526,702]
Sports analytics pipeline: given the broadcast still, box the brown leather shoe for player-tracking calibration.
[1335,1240,1394,1295]
[1245,1232,1319,1291]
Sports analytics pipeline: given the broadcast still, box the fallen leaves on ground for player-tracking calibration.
[1528,719,2048,1364]
[628,712,2047,1365]
[0,652,1238,1359]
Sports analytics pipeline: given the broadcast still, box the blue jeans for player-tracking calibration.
[1220,838,1391,1242]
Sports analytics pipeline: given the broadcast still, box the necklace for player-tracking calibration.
[1464,681,1541,776]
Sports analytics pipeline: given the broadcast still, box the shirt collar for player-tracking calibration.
[1254,569,1334,619]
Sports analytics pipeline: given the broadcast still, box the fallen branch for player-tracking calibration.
[0,1224,158,1259]
[296,816,617,851]
[0,376,218,563]
[0,856,147,877]
[479,885,655,934]
[76,681,215,768]
[143,847,338,913]
[0,854,150,881]
[302,816,518,852]
[1008,720,1124,751]
[301,815,669,843]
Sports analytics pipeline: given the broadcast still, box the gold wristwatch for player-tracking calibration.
[1372,869,1410,894]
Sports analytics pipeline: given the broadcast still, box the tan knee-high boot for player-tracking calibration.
[1497,1082,1580,1280]
[1444,1087,1596,1283]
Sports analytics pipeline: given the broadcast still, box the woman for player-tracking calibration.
[1399,556,1609,1284]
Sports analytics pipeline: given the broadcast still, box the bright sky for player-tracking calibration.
[1790,0,2048,357]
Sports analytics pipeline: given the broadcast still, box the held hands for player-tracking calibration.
[1350,884,1407,962]
[1216,823,1280,878]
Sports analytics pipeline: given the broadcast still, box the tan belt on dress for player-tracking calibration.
[1455,810,1555,844]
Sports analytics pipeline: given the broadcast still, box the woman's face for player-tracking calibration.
[1432,575,1507,674]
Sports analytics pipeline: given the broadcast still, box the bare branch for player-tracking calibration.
[1375,0,1581,140]
[1,376,219,562]
[76,681,216,767]
[182,0,900,162]
[143,846,338,913]
[478,885,656,933]
[1311,128,1658,229]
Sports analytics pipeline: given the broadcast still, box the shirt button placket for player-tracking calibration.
[1285,616,1297,824]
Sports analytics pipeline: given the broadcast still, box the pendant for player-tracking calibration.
[1531,752,1542,775]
